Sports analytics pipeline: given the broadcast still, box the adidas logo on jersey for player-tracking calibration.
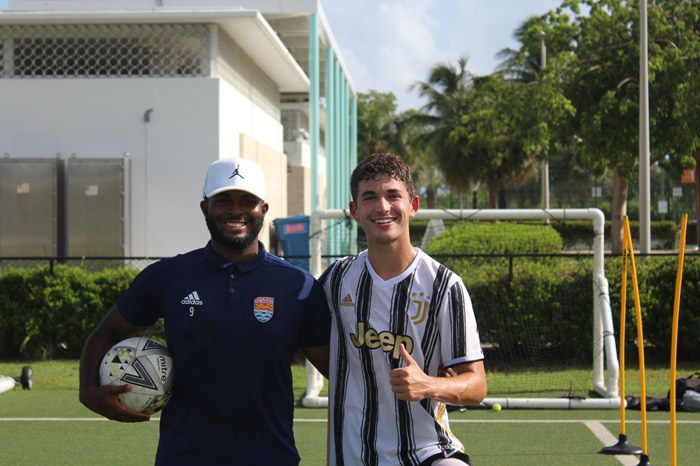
[341,294,355,307]
[182,291,203,305]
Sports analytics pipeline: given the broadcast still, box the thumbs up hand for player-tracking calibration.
[389,344,433,401]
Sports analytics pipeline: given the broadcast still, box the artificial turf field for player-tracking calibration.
[2,363,700,465]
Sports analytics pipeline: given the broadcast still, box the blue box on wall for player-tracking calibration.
[273,215,310,271]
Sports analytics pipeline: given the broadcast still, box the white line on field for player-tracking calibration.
[0,417,327,422]
[584,421,638,466]
[0,418,146,421]
[2,417,700,423]
[446,419,700,424]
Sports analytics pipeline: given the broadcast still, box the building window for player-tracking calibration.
[0,23,211,78]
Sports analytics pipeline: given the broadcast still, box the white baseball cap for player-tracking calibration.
[203,158,267,201]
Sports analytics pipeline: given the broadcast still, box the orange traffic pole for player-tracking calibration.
[670,214,688,466]
[600,218,641,456]
[624,217,649,458]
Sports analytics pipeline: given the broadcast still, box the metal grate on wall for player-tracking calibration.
[0,23,212,78]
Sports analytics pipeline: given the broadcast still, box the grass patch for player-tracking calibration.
[1,360,693,400]
[2,360,700,466]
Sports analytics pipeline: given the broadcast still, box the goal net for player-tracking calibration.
[303,208,620,409]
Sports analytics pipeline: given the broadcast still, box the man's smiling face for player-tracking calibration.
[201,190,268,253]
[349,175,418,246]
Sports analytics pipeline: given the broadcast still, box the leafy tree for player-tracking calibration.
[356,90,401,159]
[499,13,590,211]
[356,91,444,207]
[447,75,535,208]
[534,0,697,252]
[413,56,571,209]
[655,0,700,244]
[549,145,602,208]
[448,65,574,208]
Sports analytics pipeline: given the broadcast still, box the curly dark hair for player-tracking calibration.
[350,153,415,202]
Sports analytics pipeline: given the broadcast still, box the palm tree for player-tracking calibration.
[395,109,444,209]
[411,57,475,207]
[495,16,546,83]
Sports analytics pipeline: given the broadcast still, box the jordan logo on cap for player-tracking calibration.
[229,165,244,180]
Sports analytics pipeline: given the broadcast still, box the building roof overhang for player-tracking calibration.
[0,9,310,92]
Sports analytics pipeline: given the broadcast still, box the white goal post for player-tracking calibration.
[302,208,621,409]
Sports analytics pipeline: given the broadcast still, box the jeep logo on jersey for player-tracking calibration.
[349,322,414,360]
[253,297,274,323]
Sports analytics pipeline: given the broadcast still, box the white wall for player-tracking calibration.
[216,27,283,157]
[0,77,220,257]
[218,79,283,159]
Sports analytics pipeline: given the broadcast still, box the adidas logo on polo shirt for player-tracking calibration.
[182,291,203,305]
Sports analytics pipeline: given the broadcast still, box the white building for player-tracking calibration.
[0,0,356,259]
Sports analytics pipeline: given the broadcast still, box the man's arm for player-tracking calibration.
[389,344,487,406]
[300,344,330,379]
[79,305,151,422]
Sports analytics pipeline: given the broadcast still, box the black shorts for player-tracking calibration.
[419,451,472,466]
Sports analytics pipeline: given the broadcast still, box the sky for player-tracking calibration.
[323,0,563,111]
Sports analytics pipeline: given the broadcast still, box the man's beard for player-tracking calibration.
[205,213,265,251]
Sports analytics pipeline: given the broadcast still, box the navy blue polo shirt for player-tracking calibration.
[117,242,330,466]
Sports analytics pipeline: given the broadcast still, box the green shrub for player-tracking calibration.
[2,253,699,366]
[551,220,678,249]
[365,219,680,251]
[426,222,563,255]
[447,257,594,366]
[606,255,700,364]
[0,266,138,360]
[441,254,700,366]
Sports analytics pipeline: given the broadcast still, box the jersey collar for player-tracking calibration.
[204,241,267,273]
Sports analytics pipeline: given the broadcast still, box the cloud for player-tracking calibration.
[324,0,562,111]
[448,0,560,75]
[328,0,443,110]
[374,2,442,85]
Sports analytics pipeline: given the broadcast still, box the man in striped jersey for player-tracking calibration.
[321,153,487,466]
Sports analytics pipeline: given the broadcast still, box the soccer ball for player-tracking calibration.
[99,337,174,414]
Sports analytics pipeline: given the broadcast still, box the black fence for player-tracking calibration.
[2,252,698,367]
[0,256,163,273]
[1,251,697,277]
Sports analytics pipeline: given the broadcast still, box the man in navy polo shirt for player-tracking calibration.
[79,158,331,466]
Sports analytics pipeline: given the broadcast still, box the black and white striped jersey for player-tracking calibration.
[321,249,484,466]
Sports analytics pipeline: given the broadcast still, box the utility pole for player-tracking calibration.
[639,0,652,253]
[540,31,550,223]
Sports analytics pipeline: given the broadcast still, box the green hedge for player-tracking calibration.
[0,265,138,360]
[1,254,699,365]
[605,256,700,364]
[426,222,563,255]
[363,219,682,251]
[551,220,678,249]
[432,255,700,366]
[441,257,593,367]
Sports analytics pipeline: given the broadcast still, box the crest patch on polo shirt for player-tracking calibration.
[254,297,274,323]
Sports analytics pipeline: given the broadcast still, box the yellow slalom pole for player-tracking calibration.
[619,222,630,435]
[600,218,639,458]
[624,217,648,456]
[670,213,688,466]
